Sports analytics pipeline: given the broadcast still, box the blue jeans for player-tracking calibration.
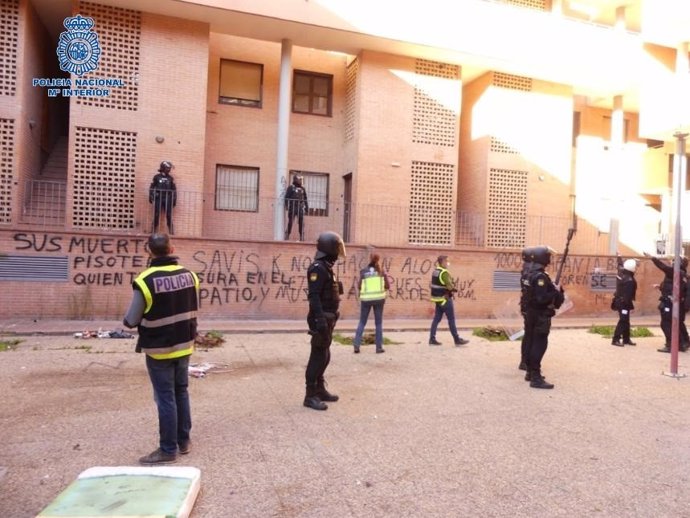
[145,354,191,455]
[353,300,385,349]
[430,298,460,341]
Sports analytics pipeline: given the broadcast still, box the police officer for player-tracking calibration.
[611,256,638,346]
[285,175,309,241]
[646,253,690,352]
[304,231,346,411]
[518,248,543,371]
[149,161,177,234]
[428,255,469,346]
[123,233,199,464]
[521,246,564,389]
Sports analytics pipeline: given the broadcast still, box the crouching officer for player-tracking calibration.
[521,246,564,389]
[304,231,346,410]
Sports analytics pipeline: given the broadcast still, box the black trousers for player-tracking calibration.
[153,198,173,234]
[305,316,336,385]
[524,310,552,372]
[660,305,689,345]
[286,210,304,239]
[613,309,631,342]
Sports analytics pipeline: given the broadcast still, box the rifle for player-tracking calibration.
[554,228,576,286]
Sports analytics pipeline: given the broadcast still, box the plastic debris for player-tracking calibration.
[188,362,231,378]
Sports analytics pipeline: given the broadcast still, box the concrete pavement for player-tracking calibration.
[2,318,690,517]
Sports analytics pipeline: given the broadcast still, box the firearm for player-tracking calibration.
[554,228,576,286]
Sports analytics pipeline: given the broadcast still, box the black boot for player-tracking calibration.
[518,360,528,371]
[529,370,554,389]
[316,378,339,402]
[611,339,623,347]
[303,384,327,410]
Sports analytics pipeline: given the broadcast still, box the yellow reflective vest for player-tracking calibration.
[430,266,450,305]
[359,267,387,302]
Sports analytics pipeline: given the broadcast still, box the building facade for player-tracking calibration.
[0,0,688,319]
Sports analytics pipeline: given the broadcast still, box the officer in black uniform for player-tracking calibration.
[647,253,689,352]
[285,175,308,241]
[521,246,564,389]
[518,248,543,371]
[304,231,346,411]
[149,161,177,234]
[611,256,638,346]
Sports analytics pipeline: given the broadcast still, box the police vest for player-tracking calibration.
[133,263,199,360]
[359,267,386,302]
[430,266,449,304]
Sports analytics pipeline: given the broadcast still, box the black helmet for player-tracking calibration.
[159,161,172,173]
[522,245,553,266]
[682,257,688,271]
[315,231,346,260]
[293,175,303,187]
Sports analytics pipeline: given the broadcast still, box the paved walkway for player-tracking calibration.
[2,318,689,517]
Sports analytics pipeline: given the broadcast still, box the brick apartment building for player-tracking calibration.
[0,0,689,320]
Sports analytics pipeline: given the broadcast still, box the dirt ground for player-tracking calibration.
[2,327,690,517]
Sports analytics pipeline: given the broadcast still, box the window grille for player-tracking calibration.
[76,1,141,110]
[487,168,528,248]
[216,165,259,212]
[344,58,358,142]
[291,170,329,216]
[73,127,137,229]
[413,59,459,147]
[503,0,547,10]
[408,161,454,245]
[0,118,15,223]
[493,72,532,92]
[0,0,18,96]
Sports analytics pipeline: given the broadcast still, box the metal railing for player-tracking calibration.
[11,179,626,252]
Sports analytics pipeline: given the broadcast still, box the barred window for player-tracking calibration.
[219,59,263,108]
[291,170,329,216]
[215,165,259,212]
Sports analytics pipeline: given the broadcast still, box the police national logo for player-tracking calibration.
[56,15,101,77]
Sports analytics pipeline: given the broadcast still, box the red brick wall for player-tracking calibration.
[0,229,661,321]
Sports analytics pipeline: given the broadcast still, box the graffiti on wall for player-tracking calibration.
[11,233,479,308]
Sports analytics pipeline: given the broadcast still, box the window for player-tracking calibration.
[293,70,332,116]
[216,165,259,212]
[290,170,329,216]
[219,59,263,107]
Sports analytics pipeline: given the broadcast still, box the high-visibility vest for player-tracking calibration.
[359,267,386,302]
[134,262,199,360]
[430,266,449,305]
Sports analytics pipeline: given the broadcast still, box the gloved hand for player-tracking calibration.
[315,317,328,333]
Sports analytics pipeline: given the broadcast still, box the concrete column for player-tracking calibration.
[551,0,562,15]
[608,95,624,254]
[274,39,292,241]
[614,6,626,31]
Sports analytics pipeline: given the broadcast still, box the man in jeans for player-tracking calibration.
[428,255,469,347]
[123,233,199,464]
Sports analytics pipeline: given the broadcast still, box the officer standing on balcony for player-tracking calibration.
[303,231,346,411]
[521,246,564,389]
[284,175,308,241]
[149,161,177,234]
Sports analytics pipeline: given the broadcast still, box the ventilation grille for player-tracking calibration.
[76,1,141,110]
[493,72,532,91]
[0,255,69,281]
[487,168,528,248]
[0,0,18,96]
[413,59,458,147]
[73,127,137,229]
[409,161,454,245]
[503,0,547,10]
[0,118,15,223]
[493,271,521,291]
[344,58,358,143]
[490,137,519,154]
